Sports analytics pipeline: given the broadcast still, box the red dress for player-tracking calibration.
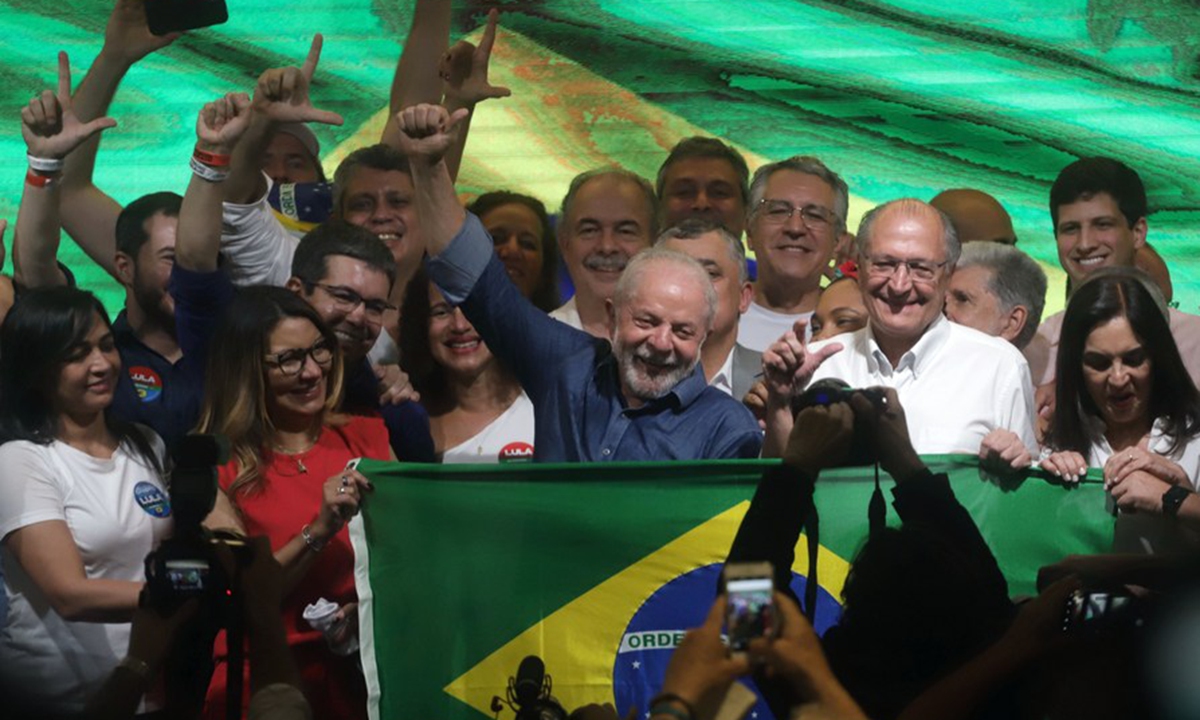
[205,416,389,720]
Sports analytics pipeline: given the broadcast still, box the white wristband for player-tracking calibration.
[27,154,64,174]
[189,156,230,183]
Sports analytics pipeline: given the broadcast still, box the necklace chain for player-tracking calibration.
[270,432,318,474]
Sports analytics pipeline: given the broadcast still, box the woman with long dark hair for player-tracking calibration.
[987,269,1200,549]
[199,287,390,719]
[0,287,170,715]
[400,268,534,462]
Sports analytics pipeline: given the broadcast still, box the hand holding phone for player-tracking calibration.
[723,561,776,657]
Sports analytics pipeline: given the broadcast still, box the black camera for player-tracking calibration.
[791,379,889,466]
[144,435,249,611]
[1061,588,1146,635]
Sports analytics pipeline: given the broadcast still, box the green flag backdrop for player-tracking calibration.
[350,456,1112,720]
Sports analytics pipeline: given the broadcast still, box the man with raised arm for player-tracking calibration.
[397,104,761,461]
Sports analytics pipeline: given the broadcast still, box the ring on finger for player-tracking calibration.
[341,475,349,486]
[338,486,347,495]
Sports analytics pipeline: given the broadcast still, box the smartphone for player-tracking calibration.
[723,561,776,656]
[146,0,229,36]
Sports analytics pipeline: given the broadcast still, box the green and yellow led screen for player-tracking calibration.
[3,0,1200,315]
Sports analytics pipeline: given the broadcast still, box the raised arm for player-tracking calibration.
[15,52,117,288]
[59,0,178,278]
[394,104,470,255]
[177,94,253,272]
[379,0,451,148]
[428,10,512,180]
[224,35,344,205]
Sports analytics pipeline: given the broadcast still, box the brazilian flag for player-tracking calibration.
[350,456,1112,720]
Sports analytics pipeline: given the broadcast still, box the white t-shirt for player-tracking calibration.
[221,174,299,288]
[808,315,1039,455]
[442,392,536,463]
[550,297,583,331]
[0,434,171,713]
[737,302,813,353]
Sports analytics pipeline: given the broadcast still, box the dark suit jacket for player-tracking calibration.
[730,342,762,401]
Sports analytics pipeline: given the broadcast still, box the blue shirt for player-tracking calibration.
[428,212,762,462]
[110,266,233,448]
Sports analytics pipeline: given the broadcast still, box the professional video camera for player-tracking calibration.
[141,434,254,720]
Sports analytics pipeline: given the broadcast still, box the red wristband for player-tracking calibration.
[25,168,57,188]
[192,147,231,167]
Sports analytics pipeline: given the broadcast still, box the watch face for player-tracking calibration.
[1163,486,1190,517]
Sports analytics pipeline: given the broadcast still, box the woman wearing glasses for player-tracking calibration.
[200,286,390,720]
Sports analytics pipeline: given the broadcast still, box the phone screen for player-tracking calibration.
[726,576,774,651]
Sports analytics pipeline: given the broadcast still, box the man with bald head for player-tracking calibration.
[760,198,1037,456]
[930,188,1018,245]
[396,104,761,461]
[551,168,658,338]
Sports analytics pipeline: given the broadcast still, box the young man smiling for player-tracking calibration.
[1025,157,1200,391]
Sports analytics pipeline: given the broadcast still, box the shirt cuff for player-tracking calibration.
[427,212,492,306]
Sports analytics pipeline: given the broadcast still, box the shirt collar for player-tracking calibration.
[708,348,736,396]
[865,314,950,376]
[596,344,710,415]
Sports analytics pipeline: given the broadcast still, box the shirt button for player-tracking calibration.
[602,448,611,456]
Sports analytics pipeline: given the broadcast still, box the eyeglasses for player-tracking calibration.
[265,340,335,376]
[863,255,949,283]
[754,199,839,230]
[305,282,397,318]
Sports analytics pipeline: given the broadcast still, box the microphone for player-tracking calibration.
[513,655,545,707]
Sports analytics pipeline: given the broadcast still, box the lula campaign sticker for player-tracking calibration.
[134,481,171,518]
[129,366,163,403]
[498,441,534,462]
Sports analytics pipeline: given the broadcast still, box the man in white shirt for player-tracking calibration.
[656,218,759,399]
[739,156,851,352]
[760,199,1038,457]
[550,169,657,338]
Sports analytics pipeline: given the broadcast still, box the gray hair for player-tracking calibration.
[956,243,1048,349]
[654,217,748,284]
[332,144,411,214]
[747,155,850,233]
[558,167,659,241]
[855,198,962,268]
[613,247,718,333]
